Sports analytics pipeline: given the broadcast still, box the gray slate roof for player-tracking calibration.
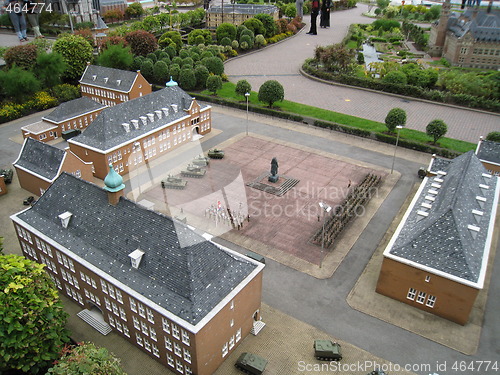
[80,65,141,92]
[43,97,106,124]
[14,138,65,180]
[17,173,256,325]
[476,139,500,165]
[447,9,500,41]
[389,151,497,283]
[70,86,207,151]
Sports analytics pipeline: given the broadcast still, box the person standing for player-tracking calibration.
[295,0,304,19]
[3,0,28,42]
[320,0,332,28]
[307,0,320,35]
[24,0,43,38]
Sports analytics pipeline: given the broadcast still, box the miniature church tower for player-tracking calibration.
[103,164,125,205]
[428,0,452,56]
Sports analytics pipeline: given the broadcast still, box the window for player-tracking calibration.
[104,298,111,311]
[407,288,416,301]
[144,339,151,352]
[147,308,154,324]
[141,321,149,335]
[165,337,172,351]
[425,275,431,283]
[109,316,115,327]
[133,316,140,330]
[222,342,228,357]
[149,327,157,341]
[172,324,180,339]
[426,295,437,308]
[136,333,143,347]
[176,360,183,373]
[416,291,426,304]
[236,328,242,342]
[183,349,191,363]
[119,307,127,321]
[116,290,123,304]
[124,325,130,337]
[152,344,160,358]
[167,354,174,367]
[138,303,145,318]
[185,366,192,375]
[174,342,182,357]
[109,286,115,299]
[181,330,190,346]
[162,317,170,333]
[230,319,234,327]
[230,300,234,310]
[112,302,119,316]
[130,298,137,313]
[229,335,235,350]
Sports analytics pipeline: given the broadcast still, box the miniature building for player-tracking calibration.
[11,172,265,375]
[13,138,94,196]
[376,151,499,325]
[428,0,500,69]
[476,137,500,175]
[206,4,279,29]
[21,97,106,143]
[0,175,6,196]
[68,82,212,179]
[79,65,152,107]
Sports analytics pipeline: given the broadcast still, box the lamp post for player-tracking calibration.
[245,92,250,136]
[391,125,403,174]
[318,202,331,269]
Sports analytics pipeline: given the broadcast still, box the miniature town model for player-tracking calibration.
[10,169,265,375]
[376,151,499,325]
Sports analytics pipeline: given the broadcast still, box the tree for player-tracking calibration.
[125,30,158,56]
[0,66,41,102]
[179,68,196,90]
[47,342,126,375]
[202,56,224,76]
[153,60,169,84]
[254,13,277,38]
[206,74,222,95]
[187,29,212,45]
[216,22,237,43]
[97,44,133,70]
[314,43,355,74]
[34,52,67,88]
[125,2,144,18]
[426,119,447,144]
[486,132,500,143]
[382,70,407,85]
[235,79,251,98]
[0,254,69,374]
[158,30,182,50]
[168,63,181,82]
[376,0,390,10]
[142,15,160,32]
[384,107,406,133]
[3,44,38,69]
[194,65,209,89]
[243,17,265,36]
[140,59,154,82]
[53,34,93,81]
[258,80,284,108]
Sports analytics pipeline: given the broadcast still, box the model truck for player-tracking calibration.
[235,352,268,375]
[313,340,342,361]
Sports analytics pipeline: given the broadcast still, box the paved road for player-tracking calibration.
[224,4,500,144]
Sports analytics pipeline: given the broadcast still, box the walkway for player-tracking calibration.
[224,4,499,144]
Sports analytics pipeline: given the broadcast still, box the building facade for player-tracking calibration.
[68,83,212,179]
[476,137,500,175]
[428,0,500,69]
[206,4,279,29]
[376,151,499,325]
[13,138,94,196]
[21,97,106,143]
[80,65,152,107]
[11,172,264,375]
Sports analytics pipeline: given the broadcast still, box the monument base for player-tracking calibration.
[247,173,299,197]
[268,174,279,183]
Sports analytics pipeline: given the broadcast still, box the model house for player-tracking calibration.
[13,138,94,196]
[429,0,500,69]
[206,4,279,29]
[476,137,500,175]
[68,82,212,179]
[21,97,106,143]
[376,151,499,325]
[79,64,152,106]
[11,171,265,375]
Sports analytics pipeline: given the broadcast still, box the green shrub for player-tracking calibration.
[235,79,252,98]
[194,65,209,89]
[153,60,169,84]
[426,119,447,144]
[34,51,67,88]
[372,19,400,31]
[255,34,267,48]
[158,30,182,50]
[243,18,265,36]
[28,91,58,110]
[125,30,158,56]
[206,74,223,94]
[53,34,93,81]
[220,37,232,46]
[146,52,158,63]
[51,84,81,103]
[168,63,181,82]
[179,68,196,90]
[140,59,154,82]
[258,80,284,108]
[0,66,41,102]
[254,13,277,38]
[0,103,24,123]
[486,132,500,142]
[385,107,407,132]
[216,22,237,43]
[202,56,224,75]
[3,44,38,69]
[239,35,253,50]
[97,44,134,71]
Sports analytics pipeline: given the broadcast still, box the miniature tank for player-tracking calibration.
[417,167,427,179]
[192,155,210,167]
[367,370,387,375]
[23,196,36,206]
[161,175,187,189]
[181,164,206,178]
[0,168,13,184]
[314,340,342,361]
[208,148,225,159]
[235,352,268,375]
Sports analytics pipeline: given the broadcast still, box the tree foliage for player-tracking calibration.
[47,342,126,375]
[235,79,252,98]
[254,13,277,38]
[3,44,38,69]
[206,74,222,94]
[53,34,93,81]
[426,119,447,144]
[384,107,406,132]
[140,59,154,82]
[382,70,407,85]
[216,22,237,43]
[187,29,212,45]
[34,52,67,88]
[125,30,158,56]
[486,132,500,143]
[258,80,284,108]
[158,30,182,50]
[97,44,134,71]
[201,56,224,76]
[179,68,196,90]
[0,66,41,102]
[243,18,265,36]
[153,60,169,84]
[0,254,69,374]
[125,2,144,18]
[194,65,209,89]
[314,43,355,74]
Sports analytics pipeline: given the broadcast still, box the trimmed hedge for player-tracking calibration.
[303,61,500,113]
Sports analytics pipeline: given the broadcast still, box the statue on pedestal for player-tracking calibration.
[268,157,279,183]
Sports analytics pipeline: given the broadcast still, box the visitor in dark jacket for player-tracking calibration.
[307,0,320,35]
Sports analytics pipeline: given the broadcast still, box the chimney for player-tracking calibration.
[181,97,186,110]
[103,164,125,205]
[58,211,73,228]
[129,249,145,269]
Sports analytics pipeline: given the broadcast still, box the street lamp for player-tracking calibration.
[318,202,331,269]
[391,125,403,174]
[245,92,250,136]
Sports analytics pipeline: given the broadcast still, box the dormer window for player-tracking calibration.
[122,123,130,133]
[116,80,121,86]
[140,116,147,126]
[58,211,73,228]
[476,196,486,208]
[171,104,178,113]
[147,113,155,122]
[131,119,139,129]
[104,77,108,83]
[162,107,169,117]
[92,75,97,81]
[155,110,162,119]
[129,249,145,269]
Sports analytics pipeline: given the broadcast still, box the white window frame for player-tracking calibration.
[416,291,426,304]
[426,295,437,308]
[407,287,416,300]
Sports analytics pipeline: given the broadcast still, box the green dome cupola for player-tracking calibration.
[104,164,125,193]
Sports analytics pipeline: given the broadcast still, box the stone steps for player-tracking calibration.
[251,320,266,336]
[77,309,112,336]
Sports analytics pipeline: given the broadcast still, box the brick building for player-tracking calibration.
[428,0,500,69]
[476,137,500,175]
[68,82,211,179]
[206,4,279,29]
[13,138,94,196]
[376,151,499,325]
[11,171,265,375]
[21,97,106,143]
[79,65,152,107]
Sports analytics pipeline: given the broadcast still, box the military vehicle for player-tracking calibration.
[235,352,268,375]
[192,155,210,167]
[161,175,187,189]
[23,196,36,206]
[314,340,342,361]
[208,148,225,159]
[0,168,13,184]
[62,129,81,140]
[245,251,266,264]
[181,165,206,178]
